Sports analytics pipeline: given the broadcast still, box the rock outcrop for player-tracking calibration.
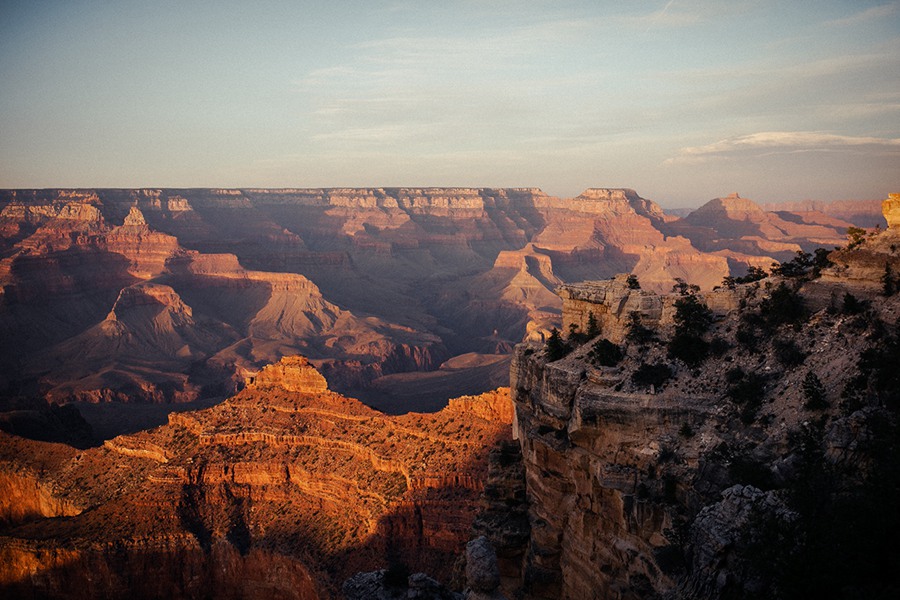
[883,193,900,229]
[247,355,328,393]
[465,536,506,600]
[682,485,796,599]
[558,274,742,344]
[822,193,900,287]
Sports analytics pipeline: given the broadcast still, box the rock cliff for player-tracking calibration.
[507,199,900,598]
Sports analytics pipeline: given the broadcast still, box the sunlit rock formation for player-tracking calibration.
[883,193,900,229]
[0,357,513,598]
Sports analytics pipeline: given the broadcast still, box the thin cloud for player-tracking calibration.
[823,3,899,28]
[310,123,442,143]
[353,18,592,66]
[620,0,759,31]
[666,131,900,164]
[643,0,697,31]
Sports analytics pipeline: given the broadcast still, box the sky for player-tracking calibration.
[1,1,898,207]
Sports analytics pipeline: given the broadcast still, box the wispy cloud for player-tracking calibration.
[292,17,613,151]
[641,0,698,31]
[666,131,900,164]
[311,123,438,143]
[617,0,760,31]
[822,3,899,28]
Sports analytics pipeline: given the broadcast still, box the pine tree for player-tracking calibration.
[545,328,569,361]
[802,371,828,410]
[586,311,600,339]
[883,263,896,297]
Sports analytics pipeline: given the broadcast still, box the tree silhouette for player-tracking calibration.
[545,328,570,361]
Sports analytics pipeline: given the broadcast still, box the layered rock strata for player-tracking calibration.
[1,186,862,408]
[0,357,514,598]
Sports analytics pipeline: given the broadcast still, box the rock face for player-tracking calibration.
[470,441,529,598]
[0,190,445,405]
[558,274,741,344]
[683,485,796,599]
[247,355,328,393]
[0,357,514,598]
[508,214,900,598]
[883,193,900,229]
[465,536,505,599]
[761,197,887,228]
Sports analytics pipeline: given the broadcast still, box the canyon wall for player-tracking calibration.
[0,187,860,410]
[507,199,900,597]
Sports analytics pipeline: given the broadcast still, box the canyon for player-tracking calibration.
[0,187,865,412]
[0,188,894,599]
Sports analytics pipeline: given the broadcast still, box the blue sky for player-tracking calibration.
[1,0,898,206]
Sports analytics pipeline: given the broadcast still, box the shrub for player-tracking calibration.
[723,265,769,288]
[626,274,641,289]
[678,422,695,438]
[882,263,897,297]
[568,323,589,345]
[709,336,731,355]
[673,294,713,336]
[672,278,701,295]
[840,373,868,414]
[812,248,834,277]
[632,362,673,390]
[626,311,656,345]
[586,311,601,338]
[771,251,813,278]
[589,338,623,367]
[736,324,759,352]
[725,366,746,384]
[726,370,767,424]
[841,292,866,315]
[847,226,867,249]
[759,282,806,328]
[858,331,900,409]
[774,338,807,368]
[668,333,709,366]
[669,293,713,366]
[658,446,676,463]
